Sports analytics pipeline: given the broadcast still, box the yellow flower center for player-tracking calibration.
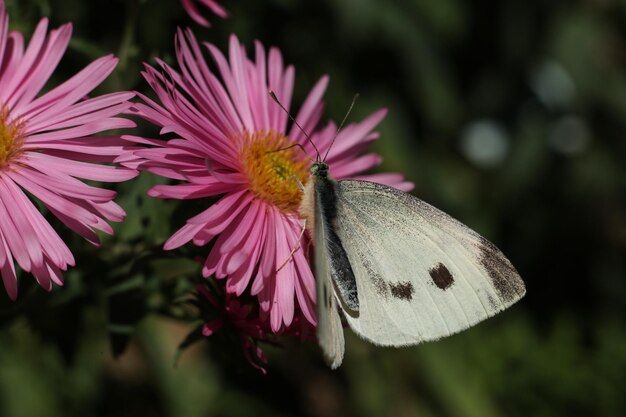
[240,130,309,213]
[0,106,26,169]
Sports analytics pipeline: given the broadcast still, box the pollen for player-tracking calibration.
[0,106,26,169]
[240,130,310,213]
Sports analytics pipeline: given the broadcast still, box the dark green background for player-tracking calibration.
[1,0,625,416]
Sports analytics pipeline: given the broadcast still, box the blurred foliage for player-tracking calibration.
[1,0,626,416]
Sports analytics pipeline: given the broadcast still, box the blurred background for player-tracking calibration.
[1,0,626,416]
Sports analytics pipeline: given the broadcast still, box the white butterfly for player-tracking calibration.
[299,161,525,369]
[269,90,525,369]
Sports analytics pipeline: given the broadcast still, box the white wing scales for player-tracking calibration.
[334,180,525,346]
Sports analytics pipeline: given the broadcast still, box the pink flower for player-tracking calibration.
[180,0,228,27]
[0,1,137,299]
[127,30,413,333]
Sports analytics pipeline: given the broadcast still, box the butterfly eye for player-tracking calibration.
[311,162,328,176]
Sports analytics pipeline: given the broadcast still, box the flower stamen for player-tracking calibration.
[240,131,309,213]
[0,106,26,169]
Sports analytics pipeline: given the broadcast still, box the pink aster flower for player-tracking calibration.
[180,0,228,27]
[127,29,413,333]
[0,1,137,299]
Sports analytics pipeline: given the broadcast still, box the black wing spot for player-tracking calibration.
[389,281,414,301]
[429,262,454,290]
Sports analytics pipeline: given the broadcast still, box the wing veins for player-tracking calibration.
[339,196,462,335]
[342,211,435,342]
[341,183,505,313]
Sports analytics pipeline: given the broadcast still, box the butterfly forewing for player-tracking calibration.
[333,180,525,346]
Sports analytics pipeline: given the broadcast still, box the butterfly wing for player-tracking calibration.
[334,180,525,346]
[313,181,346,368]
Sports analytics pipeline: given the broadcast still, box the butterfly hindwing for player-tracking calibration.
[333,180,525,346]
[312,178,345,368]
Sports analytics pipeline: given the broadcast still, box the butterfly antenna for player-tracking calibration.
[269,90,321,161]
[323,93,359,162]
[265,142,315,164]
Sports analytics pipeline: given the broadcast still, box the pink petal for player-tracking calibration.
[0,176,44,268]
[228,35,254,131]
[288,75,328,144]
[180,0,211,27]
[164,221,206,251]
[331,153,383,179]
[219,200,263,254]
[0,17,50,106]
[26,93,134,133]
[18,166,116,202]
[13,23,73,111]
[0,231,18,300]
[0,180,33,271]
[24,152,137,182]
[248,41,270,130]
[250,212,275,296]
[324,109,388,163]
[199,0,228,17]
[26,117,135,142]
[148,182,230,199]
[3,173,73,267]
[0,3,9,67]
[0,33,25,91]
[21,55,119,121]
[355,173,415,192]
[202,319,225,336]
[267,47,287,131]
[8,170,100,228]
[187,189,250,225]
[204,40,252,132]
[49,206,100,245]
[274,215,296,327]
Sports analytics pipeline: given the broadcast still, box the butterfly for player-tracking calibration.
[299,160,526,368]
[272,91,526,369]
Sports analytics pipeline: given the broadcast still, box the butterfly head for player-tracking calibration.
[310,161,329,178]
[269,90,359,177]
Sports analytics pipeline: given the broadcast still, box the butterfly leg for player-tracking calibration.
[283,173,305,192]
[276,218,307,272]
